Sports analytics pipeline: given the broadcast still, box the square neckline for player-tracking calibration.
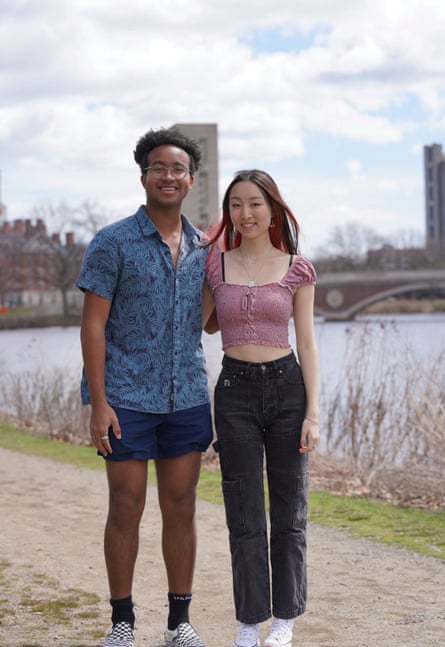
[220,251,295,287]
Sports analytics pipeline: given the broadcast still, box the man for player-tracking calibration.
[77,126,213,647]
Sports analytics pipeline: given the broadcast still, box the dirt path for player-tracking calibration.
[1,447,444,647]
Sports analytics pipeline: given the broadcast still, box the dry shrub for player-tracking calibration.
[0,367,91,444]
[321,322,445,506]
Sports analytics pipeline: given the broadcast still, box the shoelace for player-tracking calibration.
[268,619,293,640]
[239,626,258,637]
[236,624,259,645]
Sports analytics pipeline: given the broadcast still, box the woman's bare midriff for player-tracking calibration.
[224,344,293,363]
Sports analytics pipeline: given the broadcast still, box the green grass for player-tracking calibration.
[0,425,104,470]
[0,559,102,647]
[309,490,445,559]
[20,587,100,625]
[1,423,444,561]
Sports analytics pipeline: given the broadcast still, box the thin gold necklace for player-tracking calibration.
[238,246,275,287]
[167,225,182,268]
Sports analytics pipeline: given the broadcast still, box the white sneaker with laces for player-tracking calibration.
[262,617,294,647]
[232,623,260,647]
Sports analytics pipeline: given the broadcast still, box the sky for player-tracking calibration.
[2,0,445,255]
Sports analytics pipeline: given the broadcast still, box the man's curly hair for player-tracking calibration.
[134,126,202,175]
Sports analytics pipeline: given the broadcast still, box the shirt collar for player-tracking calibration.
[135,205,205,248]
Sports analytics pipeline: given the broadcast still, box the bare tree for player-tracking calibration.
[30,200,112,245]
[388,228,424,249]
[313,221,430,272]
[69,200,114,243]
[24,201,112,316]
[314,221,385,271]
[22,229,84,317]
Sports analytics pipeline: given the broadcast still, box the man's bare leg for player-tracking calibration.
[156,451,201,592]
[105,459,148,598]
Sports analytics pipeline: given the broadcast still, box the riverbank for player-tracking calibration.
[363,297,445,315]
[0,311,81,330]
[0,298,444,330]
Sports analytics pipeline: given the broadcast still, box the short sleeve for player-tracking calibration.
[282,255,317,290]
[205,249,223,290]
[76,229,121,299]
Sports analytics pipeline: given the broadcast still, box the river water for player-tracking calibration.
[1,313,444,390]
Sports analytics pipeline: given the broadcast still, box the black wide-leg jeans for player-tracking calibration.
[214,352,308,624]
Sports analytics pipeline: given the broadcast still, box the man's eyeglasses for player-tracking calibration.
[144,164,191,179]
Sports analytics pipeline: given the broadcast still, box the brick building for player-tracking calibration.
[0,218,85,311]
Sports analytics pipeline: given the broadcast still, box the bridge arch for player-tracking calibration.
[314,270,445,320]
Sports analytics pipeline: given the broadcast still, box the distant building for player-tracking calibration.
[0,171,7,223]
[174,123,219,230]
[424,144,445,258]
[0,218,84,310]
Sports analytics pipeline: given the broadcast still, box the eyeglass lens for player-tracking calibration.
[146,164,189,178]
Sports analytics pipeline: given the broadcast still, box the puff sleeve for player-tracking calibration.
[281,255,317,291]
[205,249,224,291]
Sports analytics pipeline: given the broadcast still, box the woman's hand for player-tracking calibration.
[300,416,319,453]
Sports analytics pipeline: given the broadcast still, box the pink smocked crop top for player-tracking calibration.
[206,250,316,350]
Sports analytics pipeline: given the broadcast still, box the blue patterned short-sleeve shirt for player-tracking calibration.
[76,205,210,413]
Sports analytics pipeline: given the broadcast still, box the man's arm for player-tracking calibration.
[202,281,219,334]
[80,291,121,454]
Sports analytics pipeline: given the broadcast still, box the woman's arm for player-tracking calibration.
[293,284,319,453]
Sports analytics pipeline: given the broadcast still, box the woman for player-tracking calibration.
[203,170,319,647]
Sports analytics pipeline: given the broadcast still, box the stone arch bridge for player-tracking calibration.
[314,269,445,320]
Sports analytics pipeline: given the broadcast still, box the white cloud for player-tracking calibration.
[376,179,398,192]
[1,0,444,248]
[347,159,363,181]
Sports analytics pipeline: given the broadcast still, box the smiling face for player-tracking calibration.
[141,144,194,209]
[229,180,273,242]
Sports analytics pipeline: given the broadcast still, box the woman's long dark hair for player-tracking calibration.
[207,169,300,254]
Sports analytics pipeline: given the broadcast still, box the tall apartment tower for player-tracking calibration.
[174,123,219,230]
[424,144,445,256]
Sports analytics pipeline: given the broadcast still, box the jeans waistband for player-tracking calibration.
[221,352,296,376]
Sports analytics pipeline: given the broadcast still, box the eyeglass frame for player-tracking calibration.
[143,163,192,179]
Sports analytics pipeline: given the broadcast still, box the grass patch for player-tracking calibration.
[0,560,102,646]
[20,591,83,624]
[1,422,444,561]
[0,424,104,471]
[309,490,445,559]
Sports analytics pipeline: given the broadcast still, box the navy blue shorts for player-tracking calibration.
[103,403,213,461]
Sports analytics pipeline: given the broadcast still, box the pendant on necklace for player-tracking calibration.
[248,280,255,287]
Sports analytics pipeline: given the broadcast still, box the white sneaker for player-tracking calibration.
[262,618,294,647]
[232,622,260,647]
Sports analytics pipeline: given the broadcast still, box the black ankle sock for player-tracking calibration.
[167,593,192,630]
[110,595,135,628]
